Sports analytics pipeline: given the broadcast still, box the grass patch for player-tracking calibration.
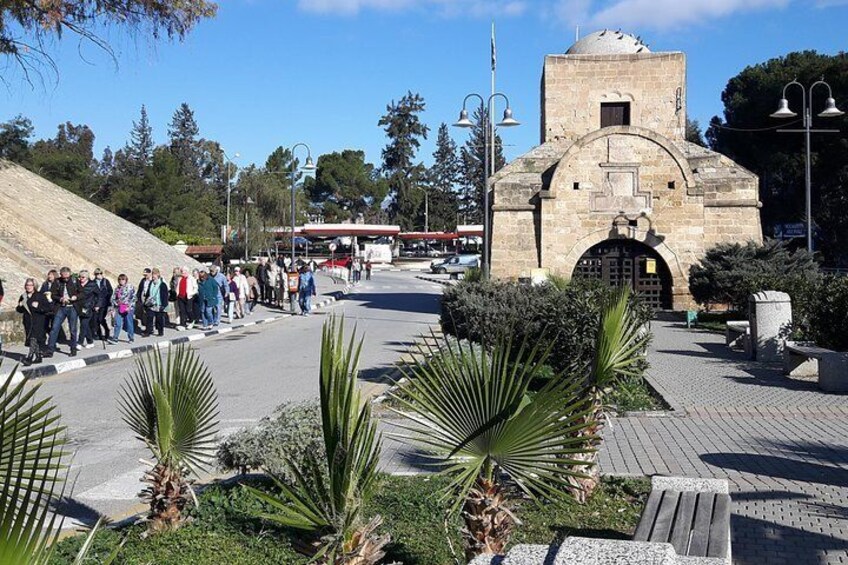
[608,375,665,413]
[691,311,743,334]
[51,475,649,565]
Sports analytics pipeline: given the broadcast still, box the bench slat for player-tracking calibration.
[649,490,680,544]
[707,493,731,558]
[670,491,698,555]
[633,490,663,541]
[689,493,715,557]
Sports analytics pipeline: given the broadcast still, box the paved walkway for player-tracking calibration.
[379,321,848,564]
[600,322,848,565]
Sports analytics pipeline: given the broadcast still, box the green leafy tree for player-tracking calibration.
[0,114,34,164]
[168,102,201,177]
[309,150,388,223]
[685,118,707,147]
[378,91,429,230]
[460,107,505,224]
[425,123,461,231]
[118,345,220,533]
[28,122,97,196]
[245,317,388,564]
[706,51,848,265]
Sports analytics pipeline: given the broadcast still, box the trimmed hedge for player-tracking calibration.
[797,274,848,351]
[440,278,654,376]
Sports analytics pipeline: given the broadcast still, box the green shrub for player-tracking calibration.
[216,400,323,481]
[798,274,848,351]
[688,239,819,311]
[440,278,653,376]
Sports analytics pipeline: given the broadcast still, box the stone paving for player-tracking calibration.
[379,321,848,564]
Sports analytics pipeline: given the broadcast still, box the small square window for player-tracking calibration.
[628,219,638,227]
[573,182,580,190]
[668,181,676,189]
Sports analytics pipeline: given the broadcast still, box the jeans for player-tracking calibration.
[48,306,78,350]
[213,303,222,326]
[298,293,312,315]
[202,304,216,328]
[113,312,134,342]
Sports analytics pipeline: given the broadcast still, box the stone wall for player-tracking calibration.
[541,52,686,144]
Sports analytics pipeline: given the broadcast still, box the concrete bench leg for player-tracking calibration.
[819,353,848,393]
[784,351,818,377]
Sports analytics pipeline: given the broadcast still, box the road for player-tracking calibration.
[31,271,442,525]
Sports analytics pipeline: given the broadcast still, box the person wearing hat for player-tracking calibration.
[92,268,113,342]
[136,268,152,335]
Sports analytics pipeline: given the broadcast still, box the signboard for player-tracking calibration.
[645,258,657,275]
[774,223,805,240]
[287,272,300,294]
[363,243,392,264]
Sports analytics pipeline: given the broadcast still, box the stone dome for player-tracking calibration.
[566,30,650,55]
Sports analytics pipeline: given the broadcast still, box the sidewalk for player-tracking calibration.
[601,321,848,565]
[0,276,354,384]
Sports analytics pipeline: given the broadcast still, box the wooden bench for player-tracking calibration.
[784,341,848,393]
[633,477,731,564]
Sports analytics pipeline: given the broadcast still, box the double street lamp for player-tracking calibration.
[289,143,316,312]
[770,79,844,253]
[453,93,520,279]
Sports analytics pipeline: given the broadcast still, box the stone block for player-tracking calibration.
[748,291,792,363]
[819,352,848,393]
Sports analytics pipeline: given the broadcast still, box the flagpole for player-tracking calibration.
[490,21,496,179]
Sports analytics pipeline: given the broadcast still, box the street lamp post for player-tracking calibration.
[289,143,316,312]
[770,79,844,253]
[223,151,240,244]
[453,93,520,279]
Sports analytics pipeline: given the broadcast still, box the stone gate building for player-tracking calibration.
[490,31,763,310]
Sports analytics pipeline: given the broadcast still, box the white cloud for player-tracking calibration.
[588,0,790,30]
[297,0,528,17]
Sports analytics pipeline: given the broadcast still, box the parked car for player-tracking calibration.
[431,254,480,274]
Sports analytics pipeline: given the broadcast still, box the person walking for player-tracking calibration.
[143,268,169,337]
[226,271,239,321]
[198,270,220,330]
[109,274,136,344]
[16,278,51,366]
[245,268,259,315]
[40,269,57,338]
[256,258,268,304]
[365,259,372,281]
[297,265,317,316]
[210,265,227,327]
[136,268,152,335]
[234,267,248,319]
[191,268,203,326]
[46,267,81,357]
[77,270,99,349]
[176,266,198,330]
[92,268,113,341]
[268,259,280,308]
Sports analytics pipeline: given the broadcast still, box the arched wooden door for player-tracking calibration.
[572,239,673,310]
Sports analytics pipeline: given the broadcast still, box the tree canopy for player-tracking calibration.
[308,150,388,223]
[707,50,848,265]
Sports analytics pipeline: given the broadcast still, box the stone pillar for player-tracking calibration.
[748,291,792,363]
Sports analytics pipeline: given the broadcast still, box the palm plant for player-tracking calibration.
[244,317,387,564]
[118,344,220,532]
[389,336,597,560]
[571,287,651,502]
[0,367,120,564]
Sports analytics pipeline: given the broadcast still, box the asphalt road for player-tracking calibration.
[30,271,442,526]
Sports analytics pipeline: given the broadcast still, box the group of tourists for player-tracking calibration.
[349,257,371,283]
[3,258,319,367]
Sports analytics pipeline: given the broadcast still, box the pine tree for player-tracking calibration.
[460,107,505,224]
[426,123,461,231]
[123,104,154,177]
[378,91,429,231]
[168,102,201,177]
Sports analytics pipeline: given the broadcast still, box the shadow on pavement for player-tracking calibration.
[352,292,441,316]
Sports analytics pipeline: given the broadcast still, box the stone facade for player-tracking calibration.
[491,36,762,310]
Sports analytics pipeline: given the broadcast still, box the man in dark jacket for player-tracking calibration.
[256,258,268,304]
[47,266,81,357]
[93,268,113,341]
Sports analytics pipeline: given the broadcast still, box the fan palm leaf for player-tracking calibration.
[390,334,597,510]
[244,316,385,563]
[117,344,219,530]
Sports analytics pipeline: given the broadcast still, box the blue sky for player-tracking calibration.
[2,0,847,170]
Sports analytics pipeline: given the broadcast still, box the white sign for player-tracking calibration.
[328,243,337,252]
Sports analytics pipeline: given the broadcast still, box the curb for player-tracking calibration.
[415,274,458,287]
[1,284,354,386]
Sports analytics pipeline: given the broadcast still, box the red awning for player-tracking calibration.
[398,232,458,241]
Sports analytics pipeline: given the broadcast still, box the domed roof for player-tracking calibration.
[566,30,650,55]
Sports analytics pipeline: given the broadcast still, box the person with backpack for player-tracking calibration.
[297,264,317,316]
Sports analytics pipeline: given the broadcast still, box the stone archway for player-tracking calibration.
[572,239,674,310]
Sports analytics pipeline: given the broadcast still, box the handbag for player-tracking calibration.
[118,303,129,315]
